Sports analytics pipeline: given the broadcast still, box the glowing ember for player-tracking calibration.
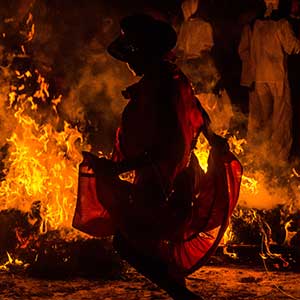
[284,219,299,247]
[0,252,28,271]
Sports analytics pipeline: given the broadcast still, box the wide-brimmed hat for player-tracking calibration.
[107,14,177,62]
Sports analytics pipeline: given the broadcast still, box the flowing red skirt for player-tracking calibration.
[73,149,242,276]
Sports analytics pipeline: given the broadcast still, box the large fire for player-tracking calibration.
[0,73,85,232]
[0,8,299,274]
[0,14,86,233]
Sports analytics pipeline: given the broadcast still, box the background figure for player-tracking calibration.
[176,0,233,134]
[239,0,300,166]
[288,0,300,159]
[238,21,256,142]
[238,1,265,151]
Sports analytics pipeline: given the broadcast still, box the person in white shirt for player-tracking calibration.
[176,0,233,133]
[238,0,300,165]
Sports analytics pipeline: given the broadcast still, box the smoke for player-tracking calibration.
[23,1,137,153]
[239,170,292,210]
[0,0,298,213]
[220,100,299,213]
[236,137,299,212]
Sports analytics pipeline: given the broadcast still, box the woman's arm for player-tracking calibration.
[82,151,155,177]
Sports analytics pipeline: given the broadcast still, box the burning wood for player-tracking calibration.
[0,204,124,278]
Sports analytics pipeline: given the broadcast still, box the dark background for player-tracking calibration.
[0,0,298,156]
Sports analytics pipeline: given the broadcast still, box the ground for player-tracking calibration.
[1,264,300,300]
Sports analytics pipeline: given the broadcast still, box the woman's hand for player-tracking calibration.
[94,157,119,176]
[202,126,229,154]
[210,133,229,154]
[82,152,119,176]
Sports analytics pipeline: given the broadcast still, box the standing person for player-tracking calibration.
[176,0,233,133]
[238,25,254,91]
[73,15,242,300]
[239,0,300,166]
[288,0,300,159]
[238,1,266,150]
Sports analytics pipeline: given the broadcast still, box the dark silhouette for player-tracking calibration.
[73,14,242,300]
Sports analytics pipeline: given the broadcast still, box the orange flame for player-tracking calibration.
[0,68,85,233]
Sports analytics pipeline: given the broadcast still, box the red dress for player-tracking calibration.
[73,60,242,276]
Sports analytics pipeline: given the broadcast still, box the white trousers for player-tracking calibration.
[247,81,292,163]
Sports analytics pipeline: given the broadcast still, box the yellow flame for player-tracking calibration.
[0,252,27,271]
[26,13,35,42]
[223,225,234,245]
[228,135,247,155]
[0,67,85,232]
[241,175,258,194]
[194,133,210,173]
[283,219,298,247]
[33,71,50,101]
[6,252,13,264]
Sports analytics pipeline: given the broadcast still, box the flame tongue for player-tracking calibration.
[0,66,84,233]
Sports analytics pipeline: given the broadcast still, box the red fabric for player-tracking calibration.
[72,61,242,275]
[163,150,242,275]
[72,155,115,237]
[114,61,204,183]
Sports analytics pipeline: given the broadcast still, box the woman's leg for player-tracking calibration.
[113,234,204,300]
